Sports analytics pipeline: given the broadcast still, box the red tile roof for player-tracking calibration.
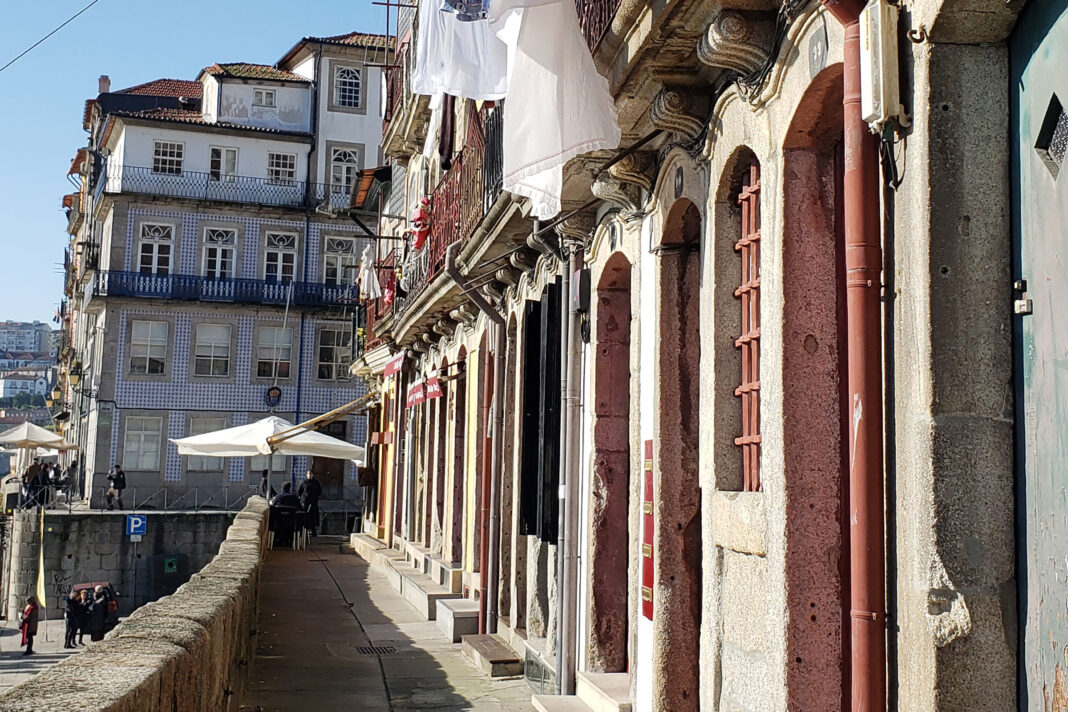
[311,31,395,50]
[204,63,309,83]
[111,108,312,137]
[114,78,203,98]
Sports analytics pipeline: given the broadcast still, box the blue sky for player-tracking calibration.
[0,0,385,325]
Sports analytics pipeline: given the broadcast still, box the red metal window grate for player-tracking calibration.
[735,161,762,491]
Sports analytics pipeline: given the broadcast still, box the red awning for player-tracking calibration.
[384,351,405,377]
[406,381,425,408]
[425,376,442,400]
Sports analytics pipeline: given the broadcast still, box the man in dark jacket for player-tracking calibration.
[106,464,126,510]
[258,469,276,500]
[88,585,108,641]
[297,470,323,536]
[64,589,82,649]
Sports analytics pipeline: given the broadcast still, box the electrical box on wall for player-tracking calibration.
[860,0,908,132]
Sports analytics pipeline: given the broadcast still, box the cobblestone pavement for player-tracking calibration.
[241,537,532,711]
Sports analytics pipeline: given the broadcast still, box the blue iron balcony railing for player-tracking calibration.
[94,271,358,307]
[98,162,353,211]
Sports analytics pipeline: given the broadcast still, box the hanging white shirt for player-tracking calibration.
[412,0,509,101]
[359,246,383,300]
[489,0,621,219]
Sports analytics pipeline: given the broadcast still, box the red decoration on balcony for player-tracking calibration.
[412,198,431,250]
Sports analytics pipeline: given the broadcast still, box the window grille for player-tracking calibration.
[735,160,762,491]
[152,141,183,175]
[334,67,362,108]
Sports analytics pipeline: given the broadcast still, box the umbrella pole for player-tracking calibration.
[267,393,375,447]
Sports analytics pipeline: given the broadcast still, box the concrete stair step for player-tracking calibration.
[462,634,524,678]
[436,598,480,643]
[532,695,595,712]
[576,672,632,712]
[391,561,460,620]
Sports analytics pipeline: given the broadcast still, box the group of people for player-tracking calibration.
[16,585,113,655]
[20,458,77,508]
[62,586,111,649]
[264,470,324,545]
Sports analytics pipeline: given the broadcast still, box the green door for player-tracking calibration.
[1012,0,1068,706]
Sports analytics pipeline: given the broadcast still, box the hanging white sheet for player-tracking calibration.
[412,0,509,101]
[359,245,383,300]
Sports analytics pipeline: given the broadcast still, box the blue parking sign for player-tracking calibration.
[125,514,147,536]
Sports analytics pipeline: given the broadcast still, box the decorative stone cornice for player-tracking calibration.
[697,10,774,77]
[649,89,705,142]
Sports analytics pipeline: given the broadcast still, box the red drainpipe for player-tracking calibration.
[818,2,886,710]
[478,338,495,634]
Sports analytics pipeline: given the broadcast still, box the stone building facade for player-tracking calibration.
[355,0,1064,709]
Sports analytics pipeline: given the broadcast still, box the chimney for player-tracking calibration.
[98,75,110,94]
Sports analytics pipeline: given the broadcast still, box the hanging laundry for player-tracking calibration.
[412,0,508,101]
[358,245,383,300]
[489,0,621,219]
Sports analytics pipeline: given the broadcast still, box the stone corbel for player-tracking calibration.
[649,89,705,142]
[481,281,505,303]
[592,173,641,214]
[608,152,655,193]
[409,340,429,354]
[432,319,455,338]
[495,266,520,287]
[554,213,596,251]
[450,304,478,328]
[697,10,775,77]
[509,248,537,272]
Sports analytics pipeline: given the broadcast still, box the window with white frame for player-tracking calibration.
[129,320,167,375]
[317,328,351,380]
[202,228,236,280]
[123,416,162,470]
[256,327,292,378]
[264,232,297,282]
[322,237,357,286]
[330,148,361,196]
[333,66,362,108]
[186,417,226,471]
[267,152,296,185]
[193,324,232,377]
[152,140,184,174]
[253,88,276,107]
[209,147,238,182]
[138,223,173,276]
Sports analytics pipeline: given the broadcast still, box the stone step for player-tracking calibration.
[392,560,461,620]
[532,695,595,712]
[436,597,480,643]
[462,634,524,678]
[576,672,632,712]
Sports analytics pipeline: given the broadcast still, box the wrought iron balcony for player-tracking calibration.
[576,0,621,52]
[99,162,353,211]
[94,271,358,308]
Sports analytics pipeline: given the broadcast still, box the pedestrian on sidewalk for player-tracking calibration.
[77,589,90,644]
[106,464,126,510]
[64,589,82,649]
[298,470,323,536]
[88,586,107,642]
[19,595,39,656]
[258,469,276,500]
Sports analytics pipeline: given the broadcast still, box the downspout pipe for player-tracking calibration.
[818,2,886,710]
[478,329,495,633]
[559,246,583,695]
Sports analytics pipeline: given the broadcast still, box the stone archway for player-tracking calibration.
[782,62,849,712]
[587,251,633,673]
[653,198,703,711]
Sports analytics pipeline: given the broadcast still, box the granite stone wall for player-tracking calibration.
[0,496,269,712]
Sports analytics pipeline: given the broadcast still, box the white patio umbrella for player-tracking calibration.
[170,415,365,464]
[0,422,76,474]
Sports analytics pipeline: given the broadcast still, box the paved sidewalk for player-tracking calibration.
[241,537,531,711]
[0,618,82,692]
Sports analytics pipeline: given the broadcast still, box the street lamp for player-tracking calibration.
[45,394,54,408]
[51,385,62,401]
[69,362,82,387]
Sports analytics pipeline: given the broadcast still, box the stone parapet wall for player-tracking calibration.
[0,496,270,712]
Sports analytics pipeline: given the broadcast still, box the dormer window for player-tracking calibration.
[253,88,276,107]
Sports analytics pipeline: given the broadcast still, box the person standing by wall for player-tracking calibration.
[76,589,90,645]
[105,464,125,510]
[87,585,107,641]
[297,470,323,536]
[63,589,81,649]
[19,595,39,655]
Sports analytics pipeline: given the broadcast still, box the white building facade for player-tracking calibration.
[61,33,392,510]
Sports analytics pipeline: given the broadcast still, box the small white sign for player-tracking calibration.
[130,534,143,543]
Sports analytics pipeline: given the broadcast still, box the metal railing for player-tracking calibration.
[576,0,622,52]
[99,162,353,211]
[13,484,261,513]
[94,271,359,308]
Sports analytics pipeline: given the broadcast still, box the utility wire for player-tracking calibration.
[0,0,102,75]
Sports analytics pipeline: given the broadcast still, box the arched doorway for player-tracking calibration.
[587,251,633,673]
[653,198,702,711]
[781,63,849,711]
